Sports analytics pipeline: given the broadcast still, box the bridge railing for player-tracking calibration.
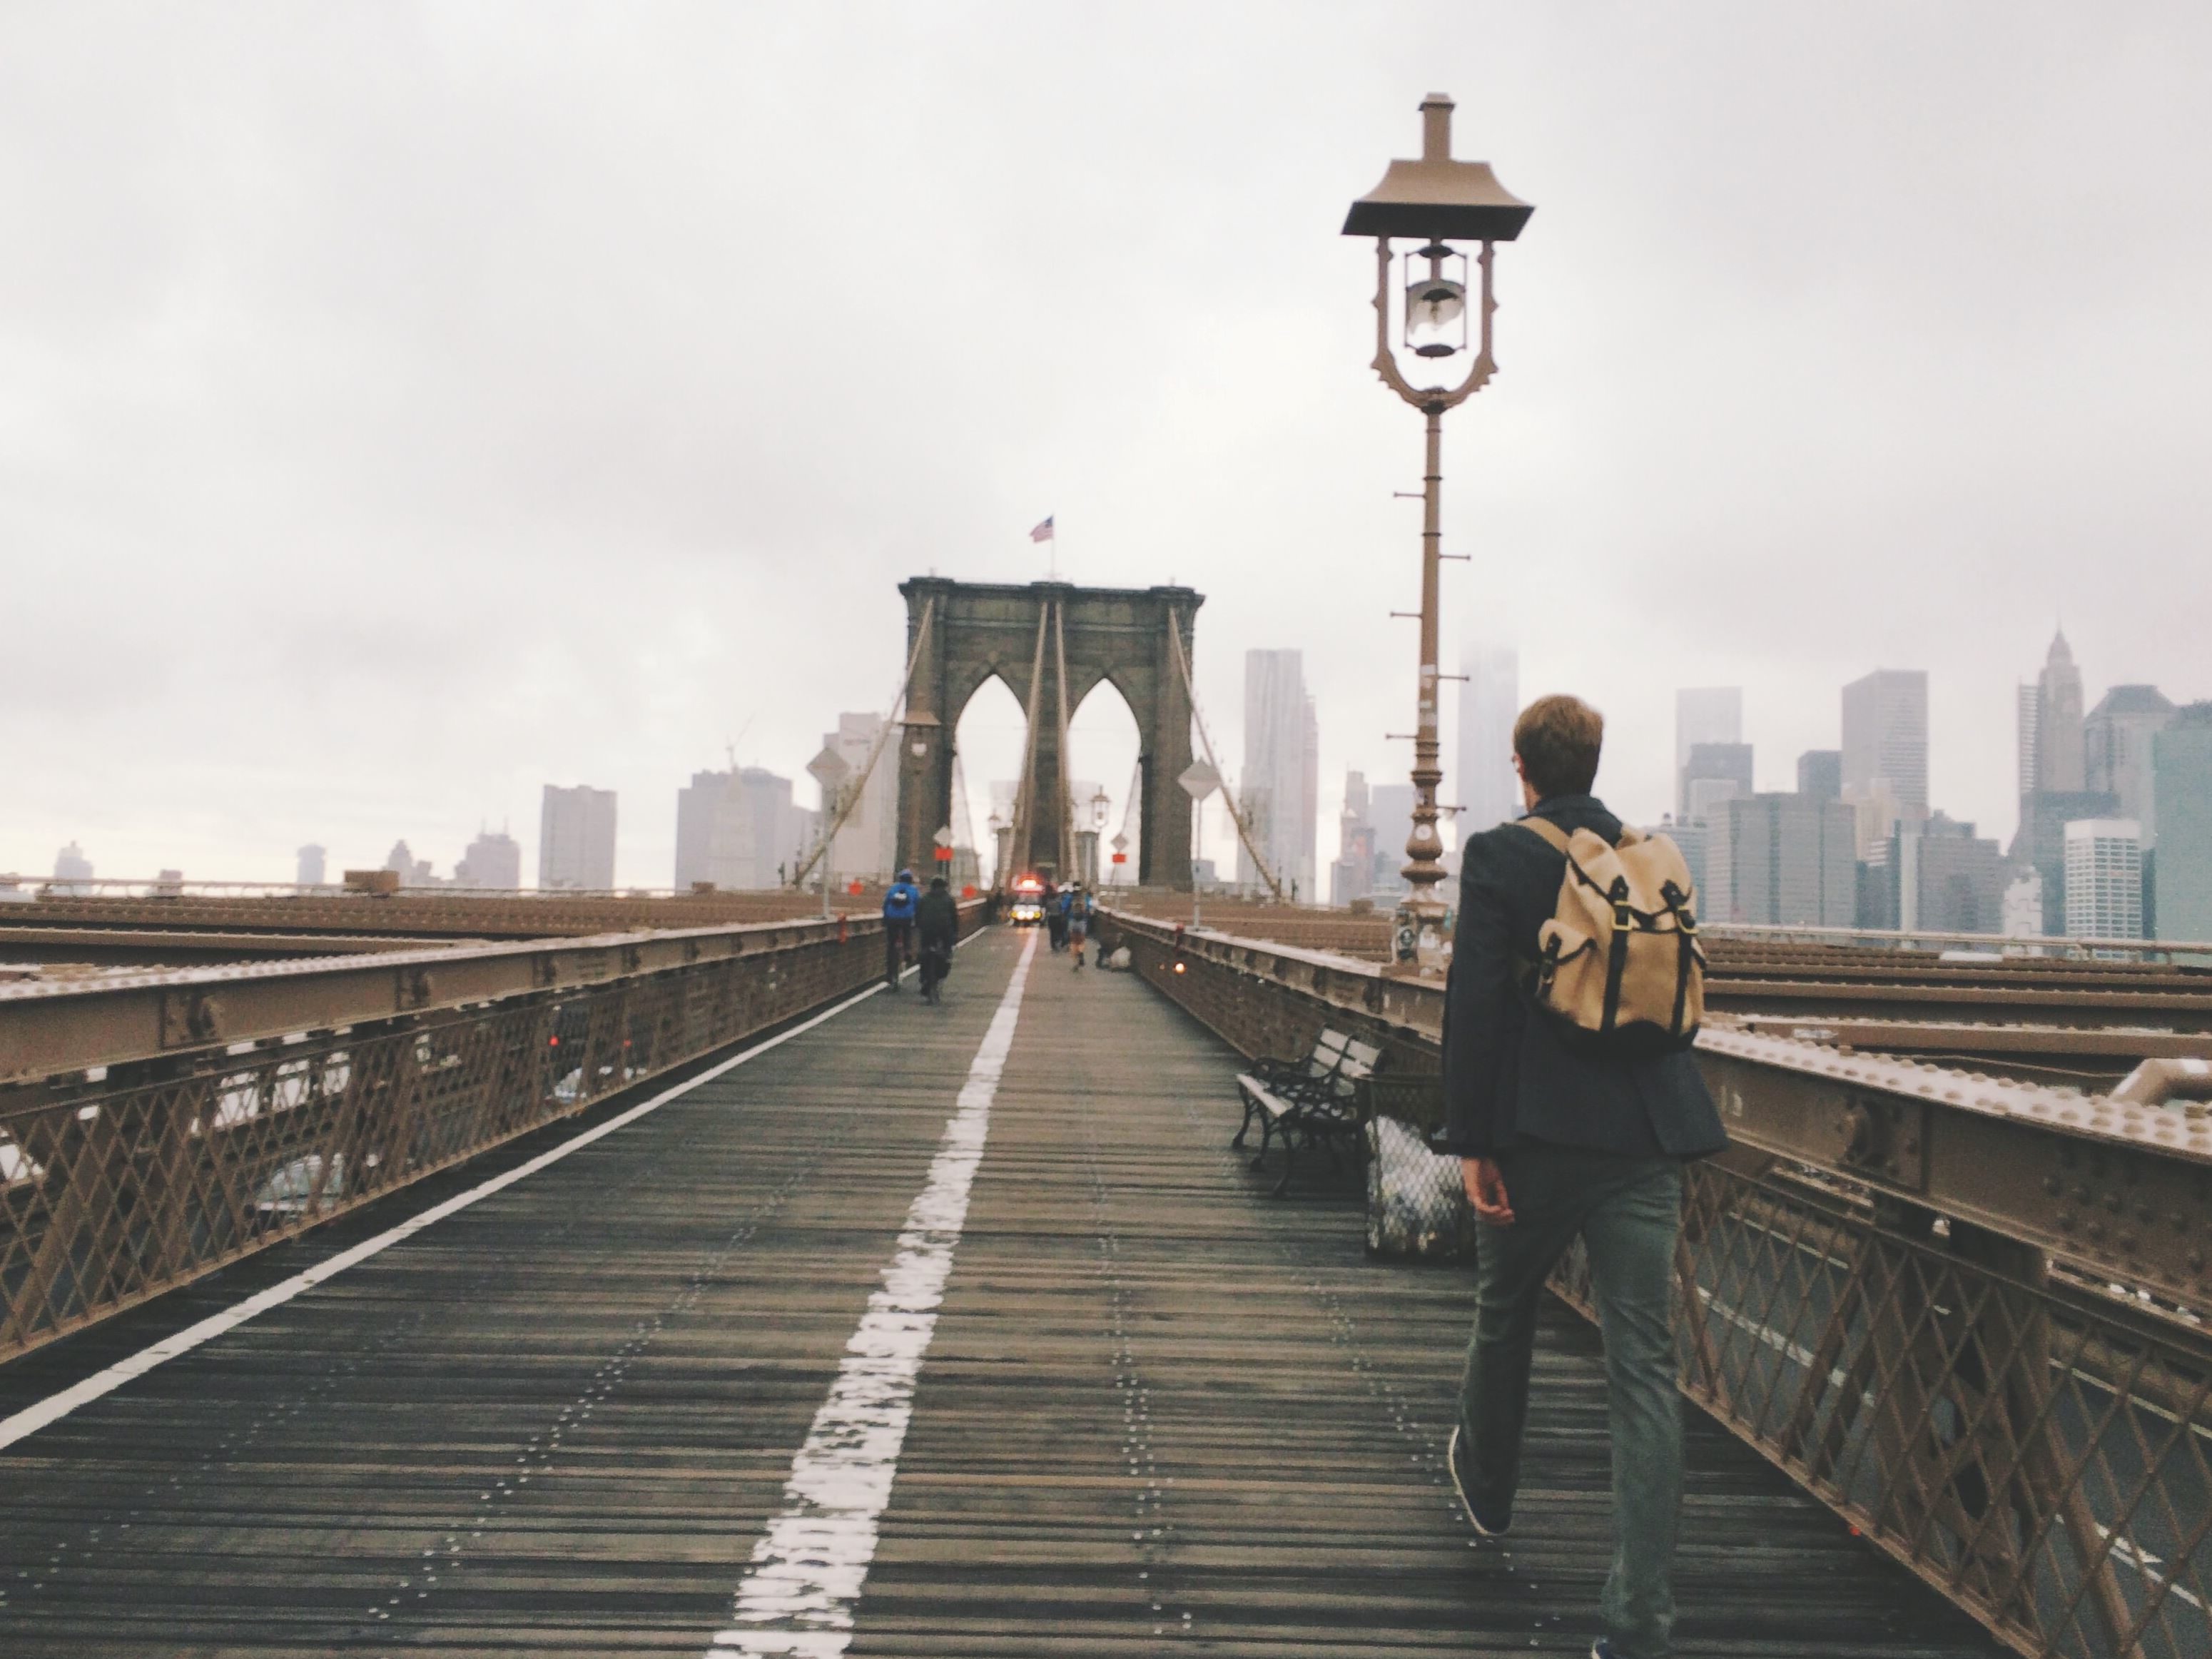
[0,904,982,1369]
[1100,908,2212,1659]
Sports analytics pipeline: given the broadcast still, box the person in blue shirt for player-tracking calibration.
[881,869,920,989]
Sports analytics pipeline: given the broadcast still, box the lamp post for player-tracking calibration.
[1342,92,1533,976]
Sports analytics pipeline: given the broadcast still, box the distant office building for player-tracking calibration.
[1685,777,1743,825]
[1640,817,1712,920]
[1683,741,1754,822]
[383,840,439,886]
[1367,782,1415,897]
[2064,819,2143,940]
[52,841,93,895]
[1332,770,1373,906]
[1456,642,1520,836]
[456,829,522,890]
[1842,669,1929,856]
[2153,704,2212,943]
[1705,793,1857,926]
[1797,750,1842,802]
[816,712,898,883]
[2011,788,2120,938]
[540,783,617,891]
[1239,649,1316,898]
[734,768,816,890]
[674,770,730,891]
[2085,685,2176,846]
[2002,867,2044,938]
[296,844,327,887]
[1865,813,2004,933]
[1675,688,1742,818]
[2022,631,2086,794]
[676,768,817,891]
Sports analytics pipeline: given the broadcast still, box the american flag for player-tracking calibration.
[1028,514,1055,543]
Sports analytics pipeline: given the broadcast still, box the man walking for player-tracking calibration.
[915,873,958,1002]
[1440,694,1726,1659]
[881,868,920,990]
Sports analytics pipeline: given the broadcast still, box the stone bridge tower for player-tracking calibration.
[894,578,1202,889]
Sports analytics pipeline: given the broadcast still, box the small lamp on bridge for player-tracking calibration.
[1343,92,1532,976]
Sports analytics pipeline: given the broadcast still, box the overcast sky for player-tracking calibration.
[5,3,2208,887]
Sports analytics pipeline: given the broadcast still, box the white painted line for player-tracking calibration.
[708,927,1037,1658]
[0,935,989,1456]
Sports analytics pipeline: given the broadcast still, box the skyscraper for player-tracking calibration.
[456,829,522,889]
[1867,814,2004,933]
[1331,770,1374,906]
[52,841,93,895]
[296,844,327,887]
[1456,642,1520,836]
[821,712,898,882]
[1683,741,1755,823]
[1675,688,1742,818]
[1842,668,1929,852]
[539,784,617,891]
[2030,631,2086,793]
[1797,750,1842,801]
[1239,649,1315,898]
[1300,695,1319,902]
[674,771,731,891]
[2085,686,2176,846]
[2064,820,2143,940]
[2152,704,2212,942]
[1368,782,1415,896]
[1705,793,1857,926]
[2015,684,2041,799]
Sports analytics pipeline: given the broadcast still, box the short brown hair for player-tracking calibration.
[1513,694,1604,799]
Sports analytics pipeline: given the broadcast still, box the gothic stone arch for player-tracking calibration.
[895,578,1203,889]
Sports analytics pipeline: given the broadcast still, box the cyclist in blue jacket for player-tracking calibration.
[882,869,920,989]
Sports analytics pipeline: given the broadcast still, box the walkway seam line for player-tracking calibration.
[0,941,980,1456]
[708,926,1038,1658]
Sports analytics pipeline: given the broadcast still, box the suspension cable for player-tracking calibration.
[1052,600,1075,878]
[1166,615,1287,903]
[790,598,935,889]
[1005,604,1050,886]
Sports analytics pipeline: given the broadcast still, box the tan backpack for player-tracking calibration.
[1512,818,1705,1053]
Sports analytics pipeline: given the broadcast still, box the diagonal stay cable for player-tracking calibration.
[792,599,935,889]
[1165,615,1286,902]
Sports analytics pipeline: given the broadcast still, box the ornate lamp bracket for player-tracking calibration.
[1367,237,1498,412]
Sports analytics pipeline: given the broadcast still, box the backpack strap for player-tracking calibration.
[1510,816,1573,854]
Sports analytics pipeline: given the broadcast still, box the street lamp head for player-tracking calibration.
[1341,93,1533,243]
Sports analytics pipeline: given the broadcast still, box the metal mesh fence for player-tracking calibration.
[1,928,893,1364]
[1552,1158,2211,1659]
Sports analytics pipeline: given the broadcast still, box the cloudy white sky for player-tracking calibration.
[4,3,2208,888]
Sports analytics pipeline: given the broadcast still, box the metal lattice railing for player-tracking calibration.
[1556,1160,2211,1659]
[0,915,953,1365]
[1100,906,2212,1659]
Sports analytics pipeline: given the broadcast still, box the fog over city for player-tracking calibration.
[4,3,2208,887]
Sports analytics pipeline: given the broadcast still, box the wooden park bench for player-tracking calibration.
[1232,1028,1384,1197]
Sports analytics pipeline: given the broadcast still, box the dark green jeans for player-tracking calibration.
[1457,1143,1685,1659]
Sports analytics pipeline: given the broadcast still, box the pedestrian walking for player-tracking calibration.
[1439,694,1724,1659]
[881,868,920,990]
[915,874,958,1003]
[1046,881,1069,952]
[1067,884,1089,968]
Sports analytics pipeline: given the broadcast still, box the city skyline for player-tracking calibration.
[6,9,2210,887]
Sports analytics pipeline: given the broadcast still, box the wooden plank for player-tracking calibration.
[0,932,2004,1656]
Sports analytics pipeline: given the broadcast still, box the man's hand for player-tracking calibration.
[1463,1156,1514,1228]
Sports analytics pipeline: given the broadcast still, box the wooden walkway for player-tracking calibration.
[0,928,2004,1656]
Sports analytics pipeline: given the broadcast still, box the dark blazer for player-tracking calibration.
[1441,792,1728,1160]
[915,888,959,947]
